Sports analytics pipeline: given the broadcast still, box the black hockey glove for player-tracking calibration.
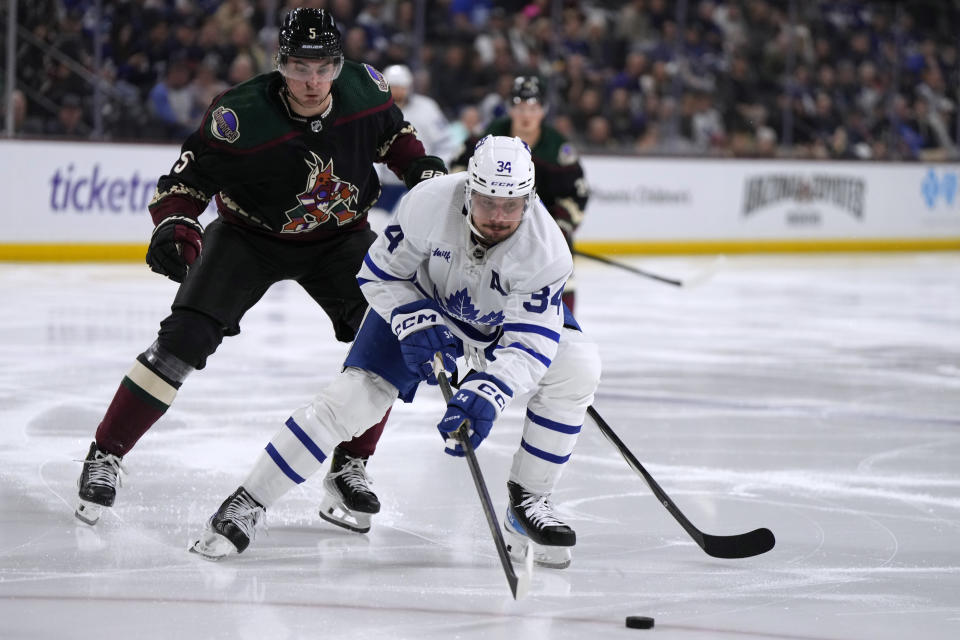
[402,155,448,189]
[146,215,204,283]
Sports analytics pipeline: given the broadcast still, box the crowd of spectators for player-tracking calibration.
[4,0,959,160]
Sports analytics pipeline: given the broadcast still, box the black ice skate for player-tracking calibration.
[318,446,380,533]
[190,487,265,560]
[75,441,125,525]
[503,480,576,569]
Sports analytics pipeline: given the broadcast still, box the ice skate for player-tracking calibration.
[503,481,576,569]
[75,441,125,525]
[190,487,265,560]
[318,446,380,533]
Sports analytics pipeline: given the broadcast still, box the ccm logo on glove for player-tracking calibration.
[473,382,507,410]
[390,299,459,385]
[393,311,442,336]
[437,372,513,456]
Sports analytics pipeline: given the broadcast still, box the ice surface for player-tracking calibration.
[1,253,959,639]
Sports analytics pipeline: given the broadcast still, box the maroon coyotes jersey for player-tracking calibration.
[148,62,431,242]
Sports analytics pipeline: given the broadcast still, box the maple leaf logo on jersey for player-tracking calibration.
[435,287,504,327]
[477,310,505,325]
[281,153,360,233]
[442,288,479,321]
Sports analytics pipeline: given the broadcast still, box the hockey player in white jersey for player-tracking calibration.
[374,64,455,213]
[191,136,601,569]
[383,64,454,163]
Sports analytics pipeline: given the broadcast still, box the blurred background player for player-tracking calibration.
[452,76,589,310]
[374,64,455,214]
[191,136,602,569]
[74,7,447,534]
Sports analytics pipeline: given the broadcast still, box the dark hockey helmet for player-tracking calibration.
[277,8,344,82]
[279,8,342,59]
[511,76,542,105]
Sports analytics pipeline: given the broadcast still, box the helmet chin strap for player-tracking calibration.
[463,195,493,246]
[467,214,492,246]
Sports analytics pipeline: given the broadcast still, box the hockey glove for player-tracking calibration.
[391,299,458,384]
[437,372,513,457]
[402,155,448,189]
[146,215,204,283]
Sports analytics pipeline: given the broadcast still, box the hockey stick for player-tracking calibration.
[586,405,775,559]
[574,249,725,288]
[433,356,533,599]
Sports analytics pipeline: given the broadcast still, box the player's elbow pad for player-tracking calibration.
[403,155,448,189]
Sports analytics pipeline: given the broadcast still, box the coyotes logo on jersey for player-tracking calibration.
[282,152,360,232]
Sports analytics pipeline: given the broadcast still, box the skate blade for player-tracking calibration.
[504,524,572,569]
[189,531,237,561]
[318,496,372,534]
[74,500,104,526]
[530,546,571,569]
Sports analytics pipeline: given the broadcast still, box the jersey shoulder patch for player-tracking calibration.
[557,141,579,166]
[209,105,240,143]
[204,73,293,148]
[333,61,393,117]
[363,64,390,92]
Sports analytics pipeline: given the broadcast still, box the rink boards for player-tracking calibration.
[0,139,958,260]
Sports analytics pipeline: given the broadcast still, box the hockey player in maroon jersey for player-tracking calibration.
[452,76,589,310]
[74,7,447,534]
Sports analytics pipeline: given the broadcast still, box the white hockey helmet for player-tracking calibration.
[383,64,414,88]
[464,135,536,240]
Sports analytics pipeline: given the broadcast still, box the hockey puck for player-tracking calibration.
[625,616,655,629]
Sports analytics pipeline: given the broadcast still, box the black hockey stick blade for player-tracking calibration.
[574,249,725,288]
[586,405,775,559]
[435,357,532,598]
[699,527,776,559]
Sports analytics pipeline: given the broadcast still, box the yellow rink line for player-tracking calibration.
[1,237,959,261]
[0,244,148,261]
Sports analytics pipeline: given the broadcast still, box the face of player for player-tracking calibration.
[281,56,339,116]
[510,99,544,137]
[470,193,525,243]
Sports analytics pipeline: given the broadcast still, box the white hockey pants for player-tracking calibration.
[243,327,601,506]
[509,327,601,494]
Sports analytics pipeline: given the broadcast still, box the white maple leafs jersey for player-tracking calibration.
[358,172,573,399]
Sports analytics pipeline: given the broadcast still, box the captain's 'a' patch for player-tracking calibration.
[210,106,240,143]
[364,64,389,92]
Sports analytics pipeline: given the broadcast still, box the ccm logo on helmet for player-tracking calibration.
[490,181,515,186]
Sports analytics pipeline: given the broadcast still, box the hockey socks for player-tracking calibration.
[94,344,193,455]
[337,407,390,457]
